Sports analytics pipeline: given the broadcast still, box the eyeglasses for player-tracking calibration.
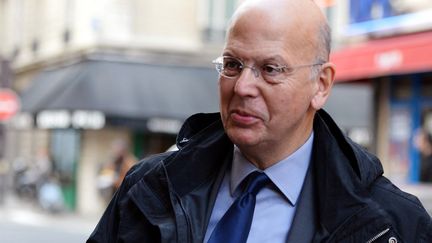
[212,56,324,84]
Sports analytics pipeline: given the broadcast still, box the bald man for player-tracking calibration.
[87,0,432,242]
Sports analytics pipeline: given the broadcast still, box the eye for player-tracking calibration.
[221,57,243,77]
[261,64,284,76]
[223,58,242,71]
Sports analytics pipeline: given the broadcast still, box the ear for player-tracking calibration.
[311,62,336,110]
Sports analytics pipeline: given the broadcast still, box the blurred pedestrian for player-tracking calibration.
[110,139,137,193]
[38,175,64,213]
[34,148,54,183]
[97,139,137,201]
[88,0,432,242]
[414,129,432,182]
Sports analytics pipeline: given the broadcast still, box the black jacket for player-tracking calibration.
[87,110,432,243]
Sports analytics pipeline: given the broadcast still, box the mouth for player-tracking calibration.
[229,109,261,126]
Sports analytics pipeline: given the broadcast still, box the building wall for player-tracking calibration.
[1,0,226,70]
[376,78,391,176]
[346,1,432,182]
[1,0,357,213]
[0,0,238,213]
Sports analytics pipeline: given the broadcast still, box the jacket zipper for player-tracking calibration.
[365,227,390,243]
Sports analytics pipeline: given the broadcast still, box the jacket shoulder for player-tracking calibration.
[370,176,432,241]
[87,151,175,243]
[371,176,427,214]
[122,151,175,189]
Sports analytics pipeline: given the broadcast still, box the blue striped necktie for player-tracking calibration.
[208,171,271,243]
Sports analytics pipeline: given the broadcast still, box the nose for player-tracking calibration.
[243,65,260,78]
[233,66,260,97]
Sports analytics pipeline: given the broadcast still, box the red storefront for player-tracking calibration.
[331,31,432,183]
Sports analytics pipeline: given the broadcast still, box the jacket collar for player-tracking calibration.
[166,113,233,197]
[131,110,388,240]
[168,110,385,208]
[128,113,231,222]
[313,110,387,238]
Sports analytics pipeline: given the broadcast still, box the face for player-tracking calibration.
[219,8,324,162]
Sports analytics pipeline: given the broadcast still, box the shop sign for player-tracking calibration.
[147,118,182,134]
[374,50,403,70]
[347,0,432,36]
[0,88,20,122]
[36,110,105,129]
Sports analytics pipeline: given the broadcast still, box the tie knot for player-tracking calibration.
[244,171,271,196]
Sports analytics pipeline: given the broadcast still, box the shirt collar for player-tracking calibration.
[230,132,314,206]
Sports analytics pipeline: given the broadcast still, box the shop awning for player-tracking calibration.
[20,56,219,121]
[331,31,432,82]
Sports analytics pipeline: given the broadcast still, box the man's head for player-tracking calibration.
[217,0,336,167]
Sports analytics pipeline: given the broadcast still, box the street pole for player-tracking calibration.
[0,56,13,204]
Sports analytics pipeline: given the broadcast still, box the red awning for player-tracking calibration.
[330,31,432,82]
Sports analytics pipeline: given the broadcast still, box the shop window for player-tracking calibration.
[50,129,81,211]
[391,76,412,101]
[63,29,71,44]
[388,107,411,182]
[31,39,39,54]
[420,73,432,98]
[200,0,238,43]
[133,132,176,159]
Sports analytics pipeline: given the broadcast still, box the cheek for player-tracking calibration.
[266,84,311,115]
[219,80,231,98]
[219,81,233,111]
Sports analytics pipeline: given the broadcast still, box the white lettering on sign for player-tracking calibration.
[147,118,182,134]
[374,50,403,70]
[37,110,70,129]
[36,110,105,129]
[72,110,105,129]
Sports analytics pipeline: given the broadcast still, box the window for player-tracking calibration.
[199,0,238,43]
[391,76,412,101]
[420,73,432,98]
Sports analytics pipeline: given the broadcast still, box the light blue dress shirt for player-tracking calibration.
[204,133,314,243]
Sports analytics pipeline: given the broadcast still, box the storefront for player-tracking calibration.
[331,30,432,183]
[13,53,219,213]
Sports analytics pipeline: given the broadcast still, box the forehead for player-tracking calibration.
[224,1,320,62]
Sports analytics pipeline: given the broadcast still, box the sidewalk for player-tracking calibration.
[0,193,98,237]
[0,183,430,237]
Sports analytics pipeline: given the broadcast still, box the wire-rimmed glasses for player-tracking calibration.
[212,56,324,84]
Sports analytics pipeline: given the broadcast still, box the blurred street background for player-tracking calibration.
[0,0,432,242]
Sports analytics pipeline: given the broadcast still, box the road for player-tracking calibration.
[0,221,89,243]
[0,183,430,243]
[0,197,97,243]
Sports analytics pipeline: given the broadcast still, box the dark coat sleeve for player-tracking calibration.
[86,163,161,243]
[370,176,432,242]
[86,189,123,243]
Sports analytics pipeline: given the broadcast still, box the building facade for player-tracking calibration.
[3,0,429,215]
[330,0,432,184]
[0,0,240,215]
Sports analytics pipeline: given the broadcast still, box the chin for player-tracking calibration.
[226,127,261,147]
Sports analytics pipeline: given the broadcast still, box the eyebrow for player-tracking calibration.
[261,55,288,64]
[221,52,288,65]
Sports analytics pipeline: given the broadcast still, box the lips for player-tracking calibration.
[230,109,261,126]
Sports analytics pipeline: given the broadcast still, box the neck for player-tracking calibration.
[239,125,314,170]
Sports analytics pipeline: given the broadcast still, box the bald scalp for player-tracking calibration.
[227,0,331,63]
